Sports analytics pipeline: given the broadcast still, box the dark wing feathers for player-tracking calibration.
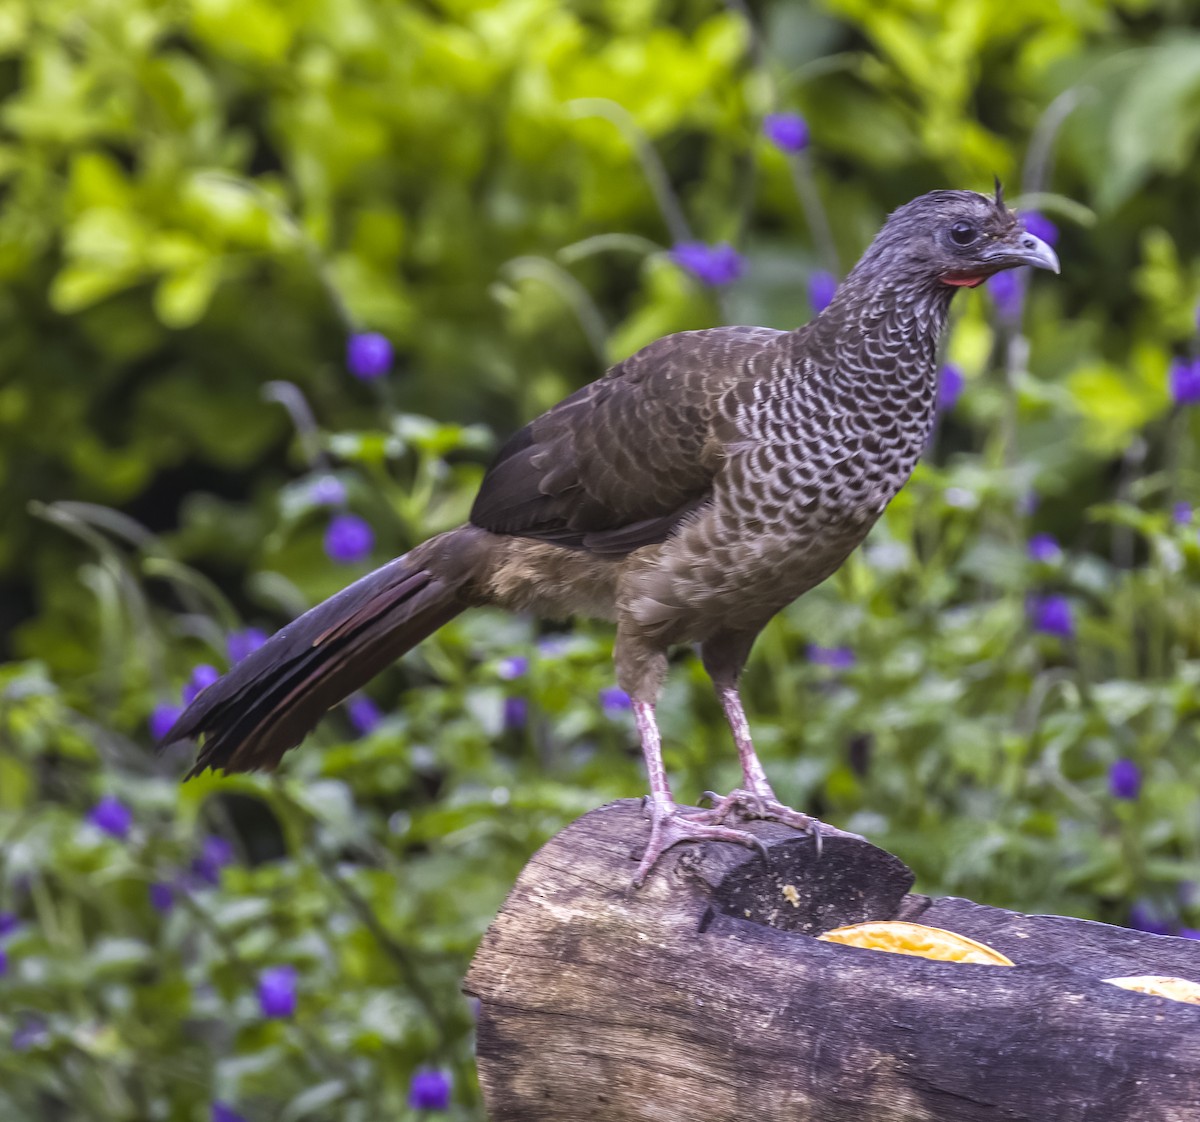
[470,327,784,553]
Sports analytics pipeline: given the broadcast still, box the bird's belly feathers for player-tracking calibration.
[620,433,921,640]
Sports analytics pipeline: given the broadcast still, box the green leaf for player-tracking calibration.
[89,937,153,977]
[1066,345,1170,452]
[154,259,222,328]
[190,0,293,62]
[1104,43,1200,210]
[281,1080,350,1122]
[49,263,137,314]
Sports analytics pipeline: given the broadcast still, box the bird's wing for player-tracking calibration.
[470,326,785,555]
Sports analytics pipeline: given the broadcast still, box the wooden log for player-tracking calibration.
[465,799,1200,1122]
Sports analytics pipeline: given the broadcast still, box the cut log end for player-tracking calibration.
[466,800,1200,1122]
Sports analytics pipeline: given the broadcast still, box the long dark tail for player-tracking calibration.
[163,529,484,777]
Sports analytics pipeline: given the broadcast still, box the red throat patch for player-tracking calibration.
[943,276,985,288]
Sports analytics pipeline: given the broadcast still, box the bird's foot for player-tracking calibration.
[692,788,819,836]
[632,796,767,887]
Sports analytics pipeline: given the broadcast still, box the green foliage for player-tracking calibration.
[5,0,1200,1118]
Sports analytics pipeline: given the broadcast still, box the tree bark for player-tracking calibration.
[465,799,1200,1122]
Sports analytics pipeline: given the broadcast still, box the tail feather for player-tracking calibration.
[162,542,473,777]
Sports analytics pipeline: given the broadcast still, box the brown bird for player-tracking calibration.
[164,186,1058,884]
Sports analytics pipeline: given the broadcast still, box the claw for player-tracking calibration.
[632,797,767,887]
[691,788,821,837]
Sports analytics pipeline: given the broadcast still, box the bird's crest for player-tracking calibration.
[992,175,1005,211]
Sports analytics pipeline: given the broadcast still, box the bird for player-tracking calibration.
[162,185,1059,885]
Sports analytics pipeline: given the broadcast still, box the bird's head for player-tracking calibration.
[851,183,1060,290]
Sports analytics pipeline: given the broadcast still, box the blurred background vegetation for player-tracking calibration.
[4,0,1200,1117]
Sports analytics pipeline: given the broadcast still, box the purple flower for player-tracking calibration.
[1173,501,1193,525]
[599,686,632,717]
[808,270,837,314]
[324,513,374,564]
[212,1103,248,1122]
[149,882,175,914]
[227,628,268,664]
[309,475,347,507]
[0,912,18,938]
[408,1068,452,1111]
[149,703,183,741]
[1129,902,1171,936]
[1109,758,1141,801]
[503,696,528,731]
[762,112,809,153]
[346,332,393,380]
[1019,212,1059,247]
[669,242,745,287]
[191,835,236,887]
[987,270,1022,320]
[12,1017,46,1052]
[1027,593,1073,639]
[937,364,964,412]
[497,656,529,681]
[88,795,132,841]
[0,947,6,977]
[183,664,220,705]
[257,965,298,1018]
[1169,358,1200,406]
[347,695,383,736]
[1027,533,1062,564]
[1181,928,1200,940]
[806,644,855,670]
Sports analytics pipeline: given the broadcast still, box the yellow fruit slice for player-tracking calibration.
[818,921,1014,966]
[1105,975,1200,1005]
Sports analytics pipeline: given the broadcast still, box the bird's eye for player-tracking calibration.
[950,222,977,246]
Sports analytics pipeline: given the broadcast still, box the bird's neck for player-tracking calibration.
[808,273,955,398]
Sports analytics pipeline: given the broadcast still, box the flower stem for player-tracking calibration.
[788,153,839,275]
[501,255,609,366]
[263,380,329,471]
[566,99,693,244]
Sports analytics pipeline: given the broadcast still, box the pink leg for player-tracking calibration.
[631,699,765,887]
[718,684,775,798]
[690,685,816,834]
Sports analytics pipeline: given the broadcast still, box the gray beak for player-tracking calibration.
[994,231,1060,274]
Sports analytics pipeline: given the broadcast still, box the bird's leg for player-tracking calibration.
[690,632,817,834]
[695,684,815,832]
[630,698,766,887]
[617,628,766,885]
[717,682,774,799]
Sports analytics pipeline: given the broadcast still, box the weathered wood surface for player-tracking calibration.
[465,800,1200,1122]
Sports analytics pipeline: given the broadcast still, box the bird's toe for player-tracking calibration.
[691,789,819,835]
[632,800,767,887]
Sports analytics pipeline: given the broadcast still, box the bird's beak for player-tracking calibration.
[987,231,1060,274]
